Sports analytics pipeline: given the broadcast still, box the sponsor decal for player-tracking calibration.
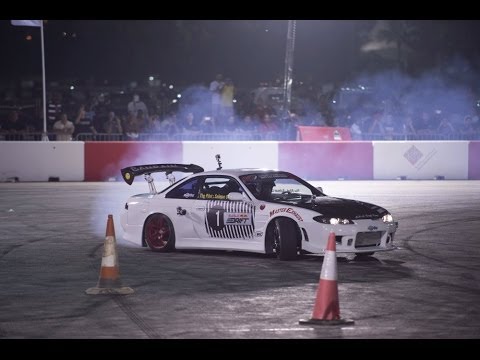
[258,172,289,179]
[272,188,300,193]
[259,204,266,210]
[404,145,438,170]
[183,193,195,198]
[255,231,264,237]
[225,213,252,225]
[355,214,376,219]
[269,207,303,221]
[131,164,167,172]
[199,193,227,200]
[368,225,378,231]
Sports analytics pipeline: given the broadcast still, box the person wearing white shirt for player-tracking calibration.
[53,113,75,141]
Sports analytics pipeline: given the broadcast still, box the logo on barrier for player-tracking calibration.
[404,145,423,165]
[404,145,437,170]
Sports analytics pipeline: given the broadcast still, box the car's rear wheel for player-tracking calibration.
[273,218,298,261]
[144,213,175,252]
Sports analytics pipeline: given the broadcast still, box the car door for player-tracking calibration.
[191,176,257,247]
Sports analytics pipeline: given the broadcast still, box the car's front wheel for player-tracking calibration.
[272,218,298,261]
[144,213,176,252]
[355,252,375,257]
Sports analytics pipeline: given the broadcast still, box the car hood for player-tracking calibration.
[295,196,387,220]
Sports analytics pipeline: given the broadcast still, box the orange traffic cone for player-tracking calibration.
[299,232,354,325]
[86,214,134,295]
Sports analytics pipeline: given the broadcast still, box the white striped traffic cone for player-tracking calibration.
[299,232,354,325]
[86,215,134,295]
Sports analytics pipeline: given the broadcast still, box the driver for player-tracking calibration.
[255,181,275,201]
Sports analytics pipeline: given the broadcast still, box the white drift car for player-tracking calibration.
[120,156,398,260]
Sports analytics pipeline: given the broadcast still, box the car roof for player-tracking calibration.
[197,168,283,177]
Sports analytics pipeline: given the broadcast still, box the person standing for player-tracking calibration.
[53,113,75,141]
[209,74,224,121]
[221,78,235,120]
[127,93,149,118]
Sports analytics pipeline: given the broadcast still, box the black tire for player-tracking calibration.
[144,213,176,252]
[355,252,375,257]
[273,218,298,261]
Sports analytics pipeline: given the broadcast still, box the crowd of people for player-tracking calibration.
[1,75,479,141]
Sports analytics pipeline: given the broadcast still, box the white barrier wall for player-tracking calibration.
[0,142,85,181]
[0,141,474,182]
[373,141,469,180]
[182,141,279,171]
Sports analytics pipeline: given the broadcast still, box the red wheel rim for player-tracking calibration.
[146,214,170,249]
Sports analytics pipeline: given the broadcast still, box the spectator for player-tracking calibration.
[123,112,140,140]
[350,117,363,140]
[283,111,302,140]
[1,110,28,140]
[181,112,201,134]
[459,115,476,139]
[199,116,216,133]
[258,114,279,139]
[53,113,75,141]
[437,116,455,138]
[158,112,179,137]
[221,78,235,119]
[239,115,258,133]
[368,112,385,135]
[223,115,239,133]
[127,93,149,118]
[209,74,224,120]
[402,115,416,139]
[74,103,98,139]
[103,111,123,134]
[47,92,63,131]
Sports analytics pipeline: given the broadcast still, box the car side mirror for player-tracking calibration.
[227,192,244,201]
[316,186,323,193]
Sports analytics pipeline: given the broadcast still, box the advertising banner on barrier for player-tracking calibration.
[468,141,480,179]
[279,142,373,180]
[297,126,352,141]
[84,142,183,181]
[373,141,469,180]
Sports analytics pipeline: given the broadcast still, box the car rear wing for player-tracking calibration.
[121,164,204,185]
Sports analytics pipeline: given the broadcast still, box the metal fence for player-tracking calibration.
[1,130,479,142]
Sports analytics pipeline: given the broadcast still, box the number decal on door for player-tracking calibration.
[207,205,225,231]
[205,200,255,239]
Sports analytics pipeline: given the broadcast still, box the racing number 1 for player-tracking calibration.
[207,205,225,231]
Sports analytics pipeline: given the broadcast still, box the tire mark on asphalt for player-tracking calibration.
[88,243,104,258]
[86,243,160,339]
[0,236,52,258]
[401,217,480,272]
[113,297,160,339]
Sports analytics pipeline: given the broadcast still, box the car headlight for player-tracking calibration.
[313,216,353,225]
[382,213,393,223]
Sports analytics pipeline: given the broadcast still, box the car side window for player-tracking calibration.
[198,176,244,200]
[165,178,199,199]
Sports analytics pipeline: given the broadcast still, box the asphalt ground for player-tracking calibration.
[0,180,479,342]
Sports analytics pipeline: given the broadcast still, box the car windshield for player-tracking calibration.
[239,171,324,204]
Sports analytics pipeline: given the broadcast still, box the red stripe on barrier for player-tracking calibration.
[84,141,183,181]
[278,141,373,180]
[468,141,480,180]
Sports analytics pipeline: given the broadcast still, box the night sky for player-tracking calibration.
[1,20,480,88]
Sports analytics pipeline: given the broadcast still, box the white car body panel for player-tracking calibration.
[120,167,398,256]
